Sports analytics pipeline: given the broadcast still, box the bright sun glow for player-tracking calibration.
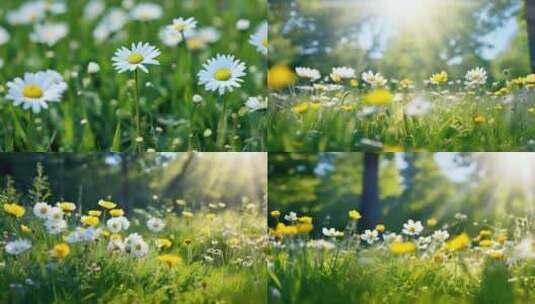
[377,0,436,25]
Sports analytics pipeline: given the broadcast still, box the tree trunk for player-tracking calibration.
[527,0,535,72]
[359,153,380,231]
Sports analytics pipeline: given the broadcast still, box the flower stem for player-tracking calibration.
[216,96,228,149]
[133,69,141,145]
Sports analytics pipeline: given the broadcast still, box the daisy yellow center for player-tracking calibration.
[174,23,186,32]
[127,52,144,64]
[214,68,232,81]
[22,85,44,99]
[262,38,268,48]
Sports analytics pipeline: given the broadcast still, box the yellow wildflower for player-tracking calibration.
[479,239,493,248]
[52,243,70,258]
[268,64,296,90]
[20,224,32,234]
[364,89,393,106]
[427,218,437,227]
[474,116,486,124]
[390,241,416,255]
[350,79,359,87]
[298,216,313,224]
[479,230,492,238]
[296,222,313,234]
[446,233,470,251]
[110,234,122,241]
[81,215,99,226]
[158,254,182,267]
[109,209,124,217]
[375,224,385,233]
[3,203,25,218]
[496,234,507,244]
[270,210,281,218]
[429,71,448,85]
[155,238,172,249]
[98,200,116,209]
[58,202,76,212]
[399,78,413,89]
[88,210,102,217]
[433,252,445,264]
[348,210,361,221]
[487,249,504,260]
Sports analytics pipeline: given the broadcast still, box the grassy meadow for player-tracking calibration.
[0,163,267,303]
[0,0,267,152]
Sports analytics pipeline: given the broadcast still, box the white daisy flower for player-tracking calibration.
[33,202,51,219]
[360,229,379,244]
[432,230,450,242]
[245,96,268,112]
[6,70,67,113]
[402,219,424,236]
[45,219,67,235]
[416,236,432,250]
[465,67,487,88]
[83,0,106,20]
[107,216,130,233]
[112,42,160,73]
[125,233,144,249]
[0,26,10,46]
[129,3,163,21]
[330,67,355,82]
[296,67,321,82]
[7,2,47,25]
[405,95,432,116]
[283,211,297,222]
[362,70,388,87]
[383,232,402,243]
[249,21,268,55]
[198,54,247,95]
[87,62,100,74]
[47,206,64,222]
[236,19,251,31]
[30,22,68,46]
[146,217,165,232]
[167,17,197,34]
[5,239,32,255]
[159,26,182,47]
[322,227,344,238]
[107,240,126,253]
[130,239,149,257]
[93,8,128,42]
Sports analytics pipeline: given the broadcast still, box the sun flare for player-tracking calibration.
[376,0,437,26]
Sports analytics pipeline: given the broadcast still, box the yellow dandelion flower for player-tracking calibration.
[296,222,313,234]
[110,234,122,241]
[101,230,111,238]
[479,230,492,238]
[474,116,486,124]
[364,89,393,106]
[479,239,493,248]
[487,249,504,260]
[81,215,99,226]
[158,254,182,267]
[348,210,362,221]
[270,210,281,218]
[433,252,445,264]
[375,224,385,233]
[58,202,76,212]
[52,243,70,258]
[496,234,507,244]
[427,218,437,227]
[350,79,359,87]
[268,64,296,90]
[20,224,32,234]
[494,87,509,97]
[390,241,416,255]
[4,203,25,218]
[109,209,124,217]
[429,71,448,85]
[88,210,102,217]
[446,233,470,251]
[98,200,116,209]
[155,238,172,249]
[298,216,313,224]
